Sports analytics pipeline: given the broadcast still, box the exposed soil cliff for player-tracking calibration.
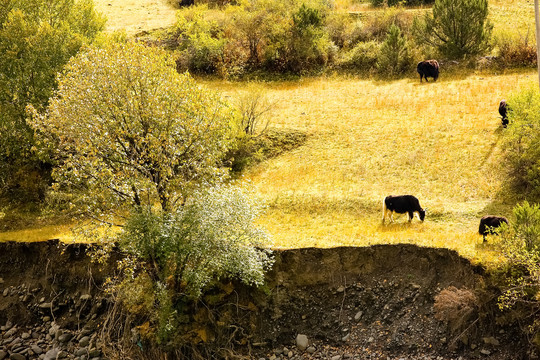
[0,241,531,359]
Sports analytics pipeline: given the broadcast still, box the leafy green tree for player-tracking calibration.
[501,87,540,199]
[287,3,335,72]
[0,0,104,204]
[376,23,412,76]
[412,0,493,58]
[30,41,236,216]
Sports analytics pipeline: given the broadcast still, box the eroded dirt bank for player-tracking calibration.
[0,241,531,359]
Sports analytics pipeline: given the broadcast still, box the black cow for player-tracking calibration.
[479,215,509,242]
[417,60,439,82]
[382,195,426,224]
[499,99,509,128]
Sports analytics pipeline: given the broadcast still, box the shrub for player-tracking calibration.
[376,23,413,77]
[286,3,337,73]
[325,11,363,50]
[338,40,380,71]
[117,185,273,341]
[370,0,435,6]
[498,202,540,342]
[358,7,414,42]
[501,87,540,198]
[434,286,479,334]
[412,0,493,59]
[496,31,537,68]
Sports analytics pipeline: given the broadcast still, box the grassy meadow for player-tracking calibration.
[2,0,539,265]
[206,70,536,263]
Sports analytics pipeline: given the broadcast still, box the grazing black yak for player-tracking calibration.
[479,215,509,242]
[382,195,426,224]
[417,60,439,82]
[499,99,509,127]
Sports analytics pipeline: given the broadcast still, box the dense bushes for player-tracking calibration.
[168,1,420,76]
[501,87,540,199]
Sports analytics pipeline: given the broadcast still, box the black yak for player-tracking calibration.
[417,60,439,82]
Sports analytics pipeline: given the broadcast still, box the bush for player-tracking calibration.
[338,40,380,71]
[358,7,414,42]
[370,0,434,6]
[434,286,479,335]
[412,0,493,59]
[286,3,337,73]
[496,31,537,68]
[325,11,363,50]
[498,202,540,341]
[117,185,273,341]
[501,87,540,198]
[376,23,413,77]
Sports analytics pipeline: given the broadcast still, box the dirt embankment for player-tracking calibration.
[0,241,531,360]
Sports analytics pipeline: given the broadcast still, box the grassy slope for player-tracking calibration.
[207,70,536,262]
[2,0,537,263]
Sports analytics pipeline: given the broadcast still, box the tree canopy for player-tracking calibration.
[413,0,493,59]
[0,0,105,203]
[31,41,236,216]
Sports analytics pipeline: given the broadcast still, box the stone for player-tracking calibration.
[341,333,350,342]
[480,349,491,356]
[482,336,500,346]
[79,336,91,347]
[58,333,73,343]
[31,345,43,355]
[0,351,6,360]
[336,286,345,293]
[4,327,17,338]
[43,348,59,360]
[331,355,342,360]
[307,346,316,354]
[354,311,363,321]
[88,349,101,358]
[9,353,26,360]
[3,288,8,297]
[296,334,309,351]
[21,333,30,340]
[39,303,52,310]
[74,348,87,357]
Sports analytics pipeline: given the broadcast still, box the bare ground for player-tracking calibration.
[0,241,533,359]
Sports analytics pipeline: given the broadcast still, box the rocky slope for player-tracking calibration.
[0,241,532,360]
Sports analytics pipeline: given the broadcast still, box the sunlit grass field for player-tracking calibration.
[206,70,536,263]
[2,0,538,265]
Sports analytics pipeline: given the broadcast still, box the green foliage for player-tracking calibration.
[501,88,540,199]
[370,0,434,6]
[412,0,493,59]
[117,185,273,341]
[0,0,104,204]
[30,41,236,216]
[287,3,336,73]
[376,23,412,76]
[325,11,362,50]
[172,6,229,74]
[338,41,380,71]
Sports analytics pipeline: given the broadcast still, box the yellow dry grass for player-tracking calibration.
[93,0,177,34]
[205,70,536,263]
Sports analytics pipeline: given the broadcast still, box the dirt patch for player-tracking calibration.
[0,241,531,359]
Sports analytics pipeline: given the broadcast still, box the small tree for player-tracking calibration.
[412,0,493,59]
[0,0,104,204]
[376,23,412,76]
[30,41,236,216]
[287,3,336,73]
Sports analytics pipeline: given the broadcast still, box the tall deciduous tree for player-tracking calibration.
[30,41,236,217]
[0,0,104,204]
[412,0,493,59]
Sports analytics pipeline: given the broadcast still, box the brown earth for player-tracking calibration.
[0,241,533,359]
